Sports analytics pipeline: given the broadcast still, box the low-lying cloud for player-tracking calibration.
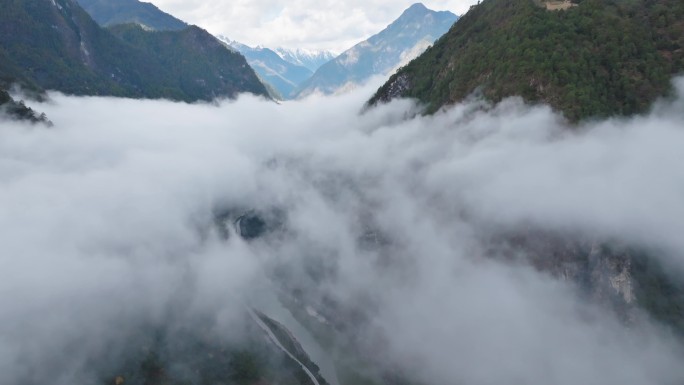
[1,78,684,384]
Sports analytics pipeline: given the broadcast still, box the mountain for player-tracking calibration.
[294,3,458,97]
[220,38,338,99]
[108,24,270,100]
[369,0,684,122]
[213,206,684,384]
[92,310,327,385]
[0,0,268,102]
[273,48,336,72]
[75,0,187,31]
[0,87,50,125]
[220,38,314,99]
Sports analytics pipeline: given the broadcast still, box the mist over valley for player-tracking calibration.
[2,1,684,384]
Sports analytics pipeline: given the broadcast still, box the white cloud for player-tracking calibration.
[147,0,476,51]
[1,78,684,384]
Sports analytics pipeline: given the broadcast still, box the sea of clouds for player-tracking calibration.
[1,78,684,384]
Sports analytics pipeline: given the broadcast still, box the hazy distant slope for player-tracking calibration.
[370,0,684,121]
[0,0,268,101]
[75,0,187,30]
[295,3,458,97]
[221,38,314,99]
[274,48,336,72]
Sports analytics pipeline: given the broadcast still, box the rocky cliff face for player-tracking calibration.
[211,207,684,385]
[486,229,684,329]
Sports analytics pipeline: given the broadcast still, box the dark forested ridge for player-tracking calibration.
[75,0,188,31]
[0,0,268,103]
[369,0,684,122]
[0,87,51,125]
[108,23,269,101]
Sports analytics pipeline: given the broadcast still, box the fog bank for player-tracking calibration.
[1,79,684,384]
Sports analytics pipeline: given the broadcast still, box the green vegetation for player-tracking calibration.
[0,87,51,125]
[631,251,684,335]
[0,89,9,105]
[108,23,270,102]
[370,0,684,122]
[99,319,321,385]
[585,244,684,336]
[0,0,268,103]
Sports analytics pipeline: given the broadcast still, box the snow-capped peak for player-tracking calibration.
[273,48,336,72]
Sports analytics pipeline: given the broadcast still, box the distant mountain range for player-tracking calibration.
[273,48,336,73]
[0,0,268,104]
[75,0,187,31]
[218,37,332,99]
[294,3,458,97]
[370,0,684,122]
[66,1,456,102]
[223,3,457,100]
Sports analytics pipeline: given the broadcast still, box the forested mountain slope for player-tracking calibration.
[370,0,684,121]
[0,0,268,102]
[108,23,270,101]
[0,87,50,124]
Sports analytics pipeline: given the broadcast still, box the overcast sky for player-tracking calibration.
[147,0,479,52]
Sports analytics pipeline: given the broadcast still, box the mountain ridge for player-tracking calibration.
[273,48,337,72]
[369,0,684,121]
[75,0,187,31]
[0,87,51,124]
[219,37,317,99]
[294,3,458,97]
[0,0,268,102]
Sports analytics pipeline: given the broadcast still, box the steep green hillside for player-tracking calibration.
[108,23,269,101]
[370,0,684,121]
[0,0,268,102]
[75,0,187,31]
[0,0,135,96]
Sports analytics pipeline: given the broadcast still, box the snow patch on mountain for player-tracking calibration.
[218,36,319,99]
[273,48,336,72]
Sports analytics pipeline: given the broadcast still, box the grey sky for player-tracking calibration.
[147,0,479,52]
